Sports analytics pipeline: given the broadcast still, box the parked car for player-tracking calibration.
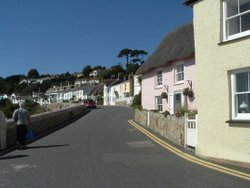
[83,99,96,109]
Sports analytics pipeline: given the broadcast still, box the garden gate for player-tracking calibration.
[185,114,198,147]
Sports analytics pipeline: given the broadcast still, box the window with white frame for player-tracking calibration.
[175,64,184,83]
[231,69,250,120]
[223,0,250,40]
[155,96,163,112]
[155,71,163,87]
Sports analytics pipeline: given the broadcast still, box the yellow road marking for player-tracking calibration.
[128,120,250,181]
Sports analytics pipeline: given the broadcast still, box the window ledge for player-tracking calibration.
[226,119,250,124]
[218,35,250,46]
[155,85,163,89]
[174,82,184,86]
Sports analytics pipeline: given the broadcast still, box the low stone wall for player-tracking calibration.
[5,105,88,148]
[134,109,185,146]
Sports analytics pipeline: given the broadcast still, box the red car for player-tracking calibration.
[83,99,96,109]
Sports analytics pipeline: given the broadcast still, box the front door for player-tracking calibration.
[174,93,182,113]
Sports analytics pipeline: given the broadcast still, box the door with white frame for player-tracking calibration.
[169,92,183,114]
[168,95,174,114]
[174,92,182,113]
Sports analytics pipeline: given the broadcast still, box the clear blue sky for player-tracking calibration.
[0,0,192,78]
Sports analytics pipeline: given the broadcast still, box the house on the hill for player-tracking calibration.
[89,69,102,78]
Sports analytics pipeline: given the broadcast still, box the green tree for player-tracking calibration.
[126,63,140,75]
[118,48,147,69]
[40,80,52,93]
[117,48,133,68]
[28,69,40,79]
[130,50,147,65]
[0,78,9,94]
[5,75,26,94]
[0,99,18,118]
[110,65,125,78]
[82,65,92,78]
[92,65,106,70]
[131,92,141,109]
[98,65,125,80]
[99,69,112,80]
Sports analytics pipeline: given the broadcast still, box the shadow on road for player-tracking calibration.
[24,144,69,150]
[0,154,29,160]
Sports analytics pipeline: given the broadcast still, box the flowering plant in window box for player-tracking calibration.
[161,92,168,99]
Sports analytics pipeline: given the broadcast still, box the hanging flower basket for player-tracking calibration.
[182,87,189,96]
[187,89,194,98]
[161,92,168,99]
[183,87,194,98]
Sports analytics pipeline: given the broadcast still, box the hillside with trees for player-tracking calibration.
[0,48,147,118]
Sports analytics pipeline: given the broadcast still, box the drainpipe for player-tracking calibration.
[0,111,7,150]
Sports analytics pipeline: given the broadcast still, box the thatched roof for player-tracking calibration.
[183,0,199,6]
[136,23,194,75]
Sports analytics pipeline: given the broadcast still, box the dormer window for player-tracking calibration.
[223,0,250,41]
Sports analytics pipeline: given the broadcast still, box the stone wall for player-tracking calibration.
[134,109,185,146]
[5,105,88,148]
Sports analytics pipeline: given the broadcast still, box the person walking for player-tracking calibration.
[12,101,31,149]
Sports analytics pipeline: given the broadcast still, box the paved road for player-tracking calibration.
[0,106,249,188]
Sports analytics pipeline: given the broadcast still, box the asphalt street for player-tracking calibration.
[0,106,249,188]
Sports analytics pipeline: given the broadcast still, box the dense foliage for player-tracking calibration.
[0,99,46,119]
[131,92,142,109]
[27,69,40,78]
[117,48,147,74]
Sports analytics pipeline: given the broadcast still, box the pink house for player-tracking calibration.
[136,23,196,114]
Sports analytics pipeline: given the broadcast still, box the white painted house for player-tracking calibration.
[133,75,141,96]
[103,79,134,106]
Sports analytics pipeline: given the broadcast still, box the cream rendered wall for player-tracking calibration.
[120,81,130,95]
[193,0,250,162]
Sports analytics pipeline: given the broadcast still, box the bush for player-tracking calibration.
[188,109,198,117]
[175,105,197,118]
[0,99,18,119]
[0,99,46,119]
[164,110,170,117]
[131,92,141,109]
[96,95,103,105]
